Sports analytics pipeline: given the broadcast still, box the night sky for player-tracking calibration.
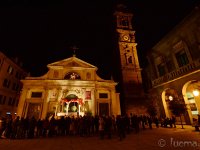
[0,0,199,78]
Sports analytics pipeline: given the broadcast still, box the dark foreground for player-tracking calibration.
[0,125,200,150]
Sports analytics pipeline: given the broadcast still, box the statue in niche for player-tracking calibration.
[64,72,81,80]
[124,53,133,65]
[70,73,76,79]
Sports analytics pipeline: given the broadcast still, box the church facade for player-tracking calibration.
[17,56,120,120]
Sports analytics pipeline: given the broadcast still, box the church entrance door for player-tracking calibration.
[27,103,41,120]
[99,103,109,116]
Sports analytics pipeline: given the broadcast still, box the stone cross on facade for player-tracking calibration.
[71,46,79,57]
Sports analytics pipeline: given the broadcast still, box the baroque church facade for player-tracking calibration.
[17,4,146,119]
[17,56,120,120]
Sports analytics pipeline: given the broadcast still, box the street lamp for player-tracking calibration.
[169,96,173,101]
[193,89,199,97]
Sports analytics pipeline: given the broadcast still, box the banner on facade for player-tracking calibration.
[85,91,91,100]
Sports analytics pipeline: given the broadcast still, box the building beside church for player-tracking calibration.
[17,55,120,120]
[112,4,146,115]
[0,51,28,116]
[144,6,200,124]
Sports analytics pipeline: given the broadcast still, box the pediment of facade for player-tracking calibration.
[47,56,97,70]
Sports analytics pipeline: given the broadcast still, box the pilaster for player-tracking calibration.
[91,88,95,115]
[41,88,50,119]
[17,88,28,118]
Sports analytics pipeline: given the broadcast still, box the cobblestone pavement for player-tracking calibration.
[1,125,200,150]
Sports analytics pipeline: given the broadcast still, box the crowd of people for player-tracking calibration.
[0,114,174,141]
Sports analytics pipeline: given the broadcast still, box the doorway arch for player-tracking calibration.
[182,80,200,124]
[162,88,178,118]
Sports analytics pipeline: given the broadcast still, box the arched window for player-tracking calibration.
[64,72,81,80]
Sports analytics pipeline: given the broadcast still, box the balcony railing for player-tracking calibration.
[152,58,200,87]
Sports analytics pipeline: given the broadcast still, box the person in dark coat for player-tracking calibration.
[28,116,36,138]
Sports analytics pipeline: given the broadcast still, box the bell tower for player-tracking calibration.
[113,4,145,114]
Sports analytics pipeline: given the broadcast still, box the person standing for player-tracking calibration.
[99,116,105,139]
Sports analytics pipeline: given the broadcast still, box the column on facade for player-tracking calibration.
[111,88,120,116]
[176,90,191,124]
[41,89,50,119]
[66,103,69,115]
[162,92,171,118]
[56,88,63,114]
[183,94,193,124]
[194,96,200,111]
[91,88,95,116]
[78,104,80,115]
[17,88,28,118]
[116,93,121,115]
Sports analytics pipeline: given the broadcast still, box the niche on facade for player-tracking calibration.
[64,72,81,80]
[53,70,59,78]
[86,72,91,80]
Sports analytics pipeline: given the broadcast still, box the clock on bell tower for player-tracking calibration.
[113,4,145,115]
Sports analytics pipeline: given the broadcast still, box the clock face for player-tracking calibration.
[123,35,129,41]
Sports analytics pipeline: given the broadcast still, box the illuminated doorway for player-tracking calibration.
[58,94,84,117]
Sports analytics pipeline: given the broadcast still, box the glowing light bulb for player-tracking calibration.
[193,89,199,97]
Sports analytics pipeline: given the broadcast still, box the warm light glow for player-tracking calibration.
[169,96,173,101]
[193,89,199,97]
[57,112,66,116]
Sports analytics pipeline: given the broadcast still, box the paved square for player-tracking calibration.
[1,125,200,150]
